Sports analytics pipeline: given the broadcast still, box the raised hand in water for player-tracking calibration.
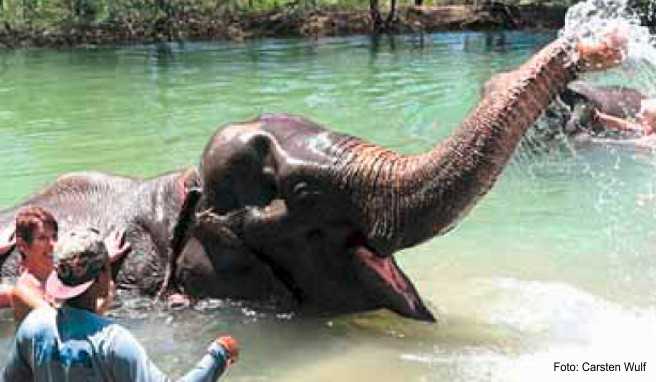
[105,228,132,263]
[0,223,16,256]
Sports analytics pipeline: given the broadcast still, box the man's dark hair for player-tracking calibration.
[16,206,58,244]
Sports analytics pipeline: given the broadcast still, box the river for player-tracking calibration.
[1,31,655,381]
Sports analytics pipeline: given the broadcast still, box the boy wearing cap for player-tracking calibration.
[2,228,239,381]
[0,206,131,323]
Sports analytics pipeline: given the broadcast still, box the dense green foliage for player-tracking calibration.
[1,0,650,47]
[0,0,580,28]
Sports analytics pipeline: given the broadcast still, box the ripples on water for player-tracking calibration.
[2,4,656,378]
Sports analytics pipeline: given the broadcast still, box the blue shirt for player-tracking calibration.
[1,307,229,381]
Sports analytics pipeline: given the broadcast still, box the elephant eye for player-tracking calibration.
[292,181,321,204]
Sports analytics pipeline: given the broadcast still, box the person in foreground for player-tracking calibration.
[0,206,131,323]
[1,228,239,381]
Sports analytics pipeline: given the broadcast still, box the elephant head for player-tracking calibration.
[174,37,616,321]
[563,80,645,119]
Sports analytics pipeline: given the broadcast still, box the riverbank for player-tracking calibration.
[0,4,566,48]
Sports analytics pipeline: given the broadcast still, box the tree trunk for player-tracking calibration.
[22,0,36,20]
[370,0,398,33]
[385,0,397,26]
[370,0,384,33]
[154,0,175,41]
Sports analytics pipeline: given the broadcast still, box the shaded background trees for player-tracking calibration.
[0,1,651,44]
[0,0,584,27]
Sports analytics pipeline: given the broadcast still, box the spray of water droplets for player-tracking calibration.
[560,0,656,94]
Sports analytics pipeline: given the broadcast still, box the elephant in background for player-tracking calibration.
[560,80,647,138]
[485,71,648,145]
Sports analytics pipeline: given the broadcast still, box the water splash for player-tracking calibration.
[561,0,640,36]
[560,0,646,45]
[561,0,656,92]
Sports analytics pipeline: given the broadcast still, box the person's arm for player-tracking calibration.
[1,329,34,380]
[595,110,643,133]
[110,327,236,382]
[11,283,51,324]
[0,284,13,308]
[0,224,16,256]
[0,284,14,308]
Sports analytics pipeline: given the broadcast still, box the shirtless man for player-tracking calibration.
[0,206,131,322]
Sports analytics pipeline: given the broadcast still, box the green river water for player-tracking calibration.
[1,31,656,381]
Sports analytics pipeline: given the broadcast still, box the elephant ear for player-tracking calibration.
[171,187,202,258]
[171,167,203,255]
[159,186,202,298]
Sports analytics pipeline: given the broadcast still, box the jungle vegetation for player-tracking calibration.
[0,1,652,46]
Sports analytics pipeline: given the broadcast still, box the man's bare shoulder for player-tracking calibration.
[16,272,44,292]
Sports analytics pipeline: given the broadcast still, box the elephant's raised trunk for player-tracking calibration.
[336,38,579,254]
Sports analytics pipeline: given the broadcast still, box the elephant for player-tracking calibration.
[481,72,648,152]
[0,36,615,322]
[483,73,648,147]
[559,80,647,138]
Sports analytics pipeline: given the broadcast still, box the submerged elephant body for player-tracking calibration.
[1,37,592,321]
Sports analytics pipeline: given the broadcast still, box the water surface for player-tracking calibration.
[1,32,656,381]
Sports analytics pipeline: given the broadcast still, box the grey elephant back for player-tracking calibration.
[0,172,140,275]
[567,81,646,118]
[0,171,138,231]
